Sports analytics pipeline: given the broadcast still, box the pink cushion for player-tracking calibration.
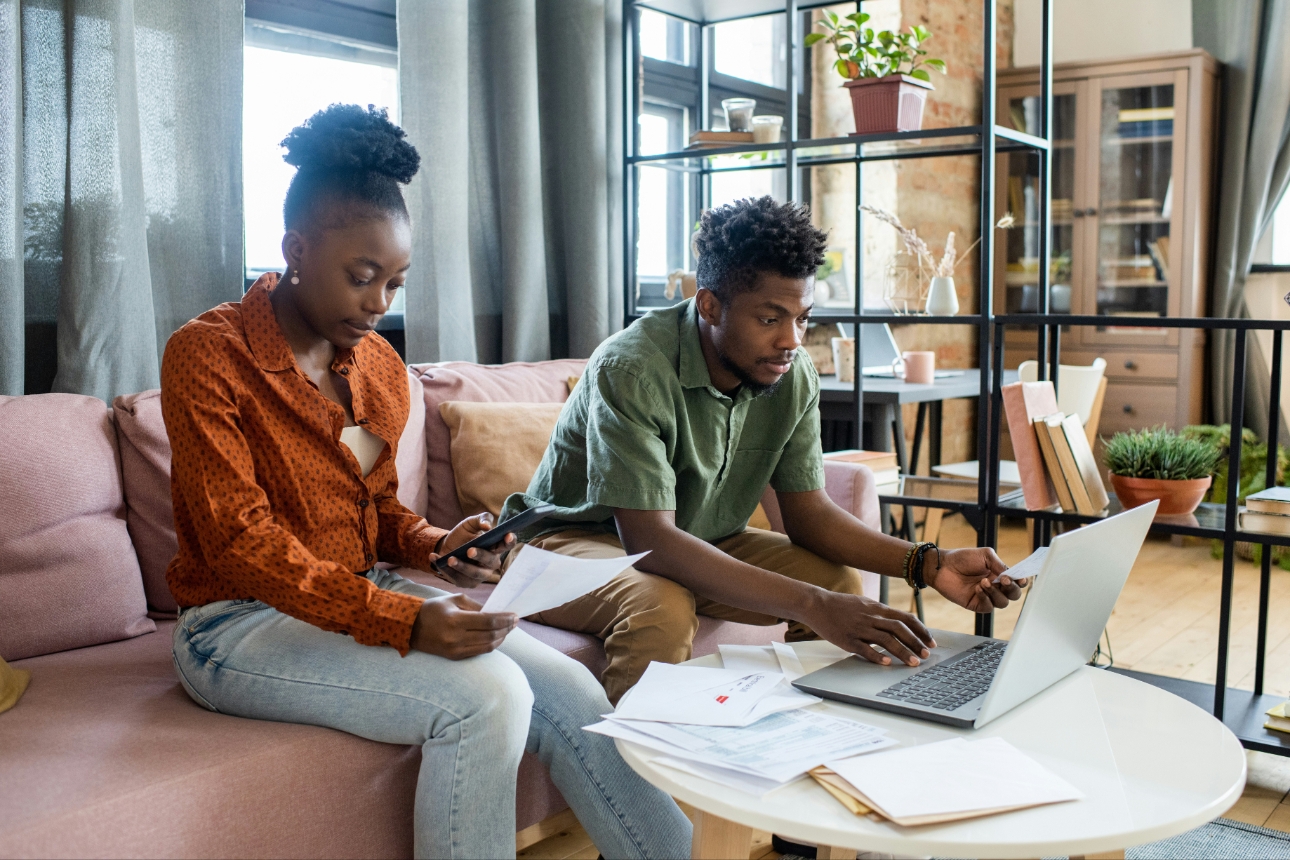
[114,370,431,612]
[410,359,587,529]
[0,394,154,661]
[396,371,430,518]
[114,389,179,611]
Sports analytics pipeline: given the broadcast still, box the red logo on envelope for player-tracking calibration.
[715,695,729,704]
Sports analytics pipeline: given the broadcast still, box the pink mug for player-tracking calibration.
[893,351,935,384]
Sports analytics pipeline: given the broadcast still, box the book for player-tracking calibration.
[1246,486,1290,514]
[1001,381,1060,510]
[687,130,753,148]
[1033,415,1078,513]
[823,449,900,472]
[1147,240,1170,283]
[1061,413,1109,512]
[1266,702,1290,734]
[1044,414,1098,514]
[1118,107,1175,123]
[870,468,901,488]
[1239,510,1290,536]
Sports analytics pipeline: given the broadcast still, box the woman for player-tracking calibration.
[162,104,690,860]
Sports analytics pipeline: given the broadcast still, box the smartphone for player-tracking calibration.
[434,504,557,571]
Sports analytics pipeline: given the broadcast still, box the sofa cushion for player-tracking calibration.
[439,401,565,518]
[114,390,179,612]
[114,370,430,612]
[412,359,587,529]
[0,394,154,661]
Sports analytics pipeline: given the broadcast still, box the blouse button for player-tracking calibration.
[339,367,349,375]
[357,418,369,425]
[358,499,369,508]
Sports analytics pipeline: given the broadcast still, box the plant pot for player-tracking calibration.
[843,75,933,136]
[1109,474,1213,516]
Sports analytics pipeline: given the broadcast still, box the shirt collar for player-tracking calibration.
[678,299,714,390]
[243,273,357,374]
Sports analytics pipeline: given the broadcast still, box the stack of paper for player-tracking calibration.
[583,658,896,795]
[819,737,1083,826]
[482,545,647,617]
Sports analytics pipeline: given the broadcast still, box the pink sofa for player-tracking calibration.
[0,359,882,858]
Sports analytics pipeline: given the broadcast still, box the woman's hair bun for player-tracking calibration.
[280,104,420,184]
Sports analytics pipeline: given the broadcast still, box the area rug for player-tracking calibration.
[778,817,1290,860]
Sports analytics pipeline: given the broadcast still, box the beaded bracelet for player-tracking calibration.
[903,541,940,590]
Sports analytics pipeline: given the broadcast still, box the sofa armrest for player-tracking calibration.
[756,461,883,601]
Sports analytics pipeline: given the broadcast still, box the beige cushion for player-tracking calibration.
[438,402,565,518]
[0,657,29,714]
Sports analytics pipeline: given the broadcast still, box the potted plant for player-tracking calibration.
[806,11,947,135]
[1103,427,1222,516]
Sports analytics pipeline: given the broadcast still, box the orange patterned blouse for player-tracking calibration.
[161,274,446,654]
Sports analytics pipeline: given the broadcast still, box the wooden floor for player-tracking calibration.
[521,513,1290,858]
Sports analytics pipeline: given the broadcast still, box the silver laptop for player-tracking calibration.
[837,323,964,378]
[792,501,1159,728]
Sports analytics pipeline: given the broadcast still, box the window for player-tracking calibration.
[1258,193,1290,267]
[242,21,399,290]
[634,8,808,308]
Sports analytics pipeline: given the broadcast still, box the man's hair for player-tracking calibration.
[280,103,421,233]
[693,196,827,303]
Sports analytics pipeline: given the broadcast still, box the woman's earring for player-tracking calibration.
[290,270,300,285]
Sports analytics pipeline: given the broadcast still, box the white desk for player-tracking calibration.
[613,642,1246,860]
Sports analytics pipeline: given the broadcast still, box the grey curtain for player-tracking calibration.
[1,0,243,401]
[1193,0,1290,431]
[397,0,623,364]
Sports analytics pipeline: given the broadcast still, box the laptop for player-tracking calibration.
[837,323,964,378]
[792,501,1159,728]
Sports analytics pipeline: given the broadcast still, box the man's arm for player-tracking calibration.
[776,488,1026,613]
[614,507,936,666]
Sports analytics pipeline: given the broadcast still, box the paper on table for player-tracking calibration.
[718,644,781,675]
[772,642,807,681]
[594,709,896,783]
[609,661,818,727]
[482,545,646,618]
[652,756,797,798]
[827,737,1082,823]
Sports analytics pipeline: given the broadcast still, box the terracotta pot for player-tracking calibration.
[1109,474,1213,516]
[843,75,933,135]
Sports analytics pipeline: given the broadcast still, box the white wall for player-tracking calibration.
[1245,273,1290,438]
[1012,0,1193,67]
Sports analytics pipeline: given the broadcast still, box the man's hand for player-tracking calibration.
[429,513,516,588]
[927,547,1027,613]
[409,593,517,660]
[806,591,937,667]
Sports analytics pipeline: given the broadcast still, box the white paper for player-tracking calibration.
[608,661,817,727]
[1000,546,1048,583]
[481,545,646,618]
[718,644,781,674]
[772,641,807,681]
[827,737,1083,820]
[595,709,896,783]
[651,756,800,797]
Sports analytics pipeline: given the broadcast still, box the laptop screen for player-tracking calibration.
[837,323,901,372]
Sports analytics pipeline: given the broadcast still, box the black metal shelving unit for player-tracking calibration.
[621,0,1289,756]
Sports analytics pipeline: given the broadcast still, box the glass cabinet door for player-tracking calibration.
[997,89,1079,322]
[1088,79,1177,337]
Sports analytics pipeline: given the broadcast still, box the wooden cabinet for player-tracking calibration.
[995,50,1218,435]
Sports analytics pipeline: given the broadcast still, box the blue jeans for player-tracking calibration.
[171,569,691,859]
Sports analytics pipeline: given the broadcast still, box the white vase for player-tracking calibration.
[926,276,959,315]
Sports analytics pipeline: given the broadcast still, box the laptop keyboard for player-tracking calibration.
[875,640,1007,712]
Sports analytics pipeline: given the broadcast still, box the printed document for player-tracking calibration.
[718,643,807,680]
[826,737,1082,823]
[482,545,646,618]
[587,708,895,784]
[608,662,819,727]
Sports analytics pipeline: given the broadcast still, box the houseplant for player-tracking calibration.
[1103,427,1221,515]
[1182,424,1290,566]
[806,11,946,135]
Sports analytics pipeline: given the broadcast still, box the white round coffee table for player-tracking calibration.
[613,642,1246,860]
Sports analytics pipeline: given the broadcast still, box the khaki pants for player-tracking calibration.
[516,528,864,704]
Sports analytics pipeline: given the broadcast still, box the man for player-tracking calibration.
[501,196,1025,704]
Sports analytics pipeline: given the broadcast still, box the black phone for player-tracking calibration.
[434,504,556,571]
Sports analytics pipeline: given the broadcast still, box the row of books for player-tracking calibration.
[823,449,900,495]
[1116,107,1173,139]
[1003,380,1110,515]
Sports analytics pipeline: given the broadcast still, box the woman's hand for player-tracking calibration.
[927,547,1027,613]
[410,593,517,659]
[429,513,516,588]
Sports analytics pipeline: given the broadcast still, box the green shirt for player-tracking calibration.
[501,299,825,542]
